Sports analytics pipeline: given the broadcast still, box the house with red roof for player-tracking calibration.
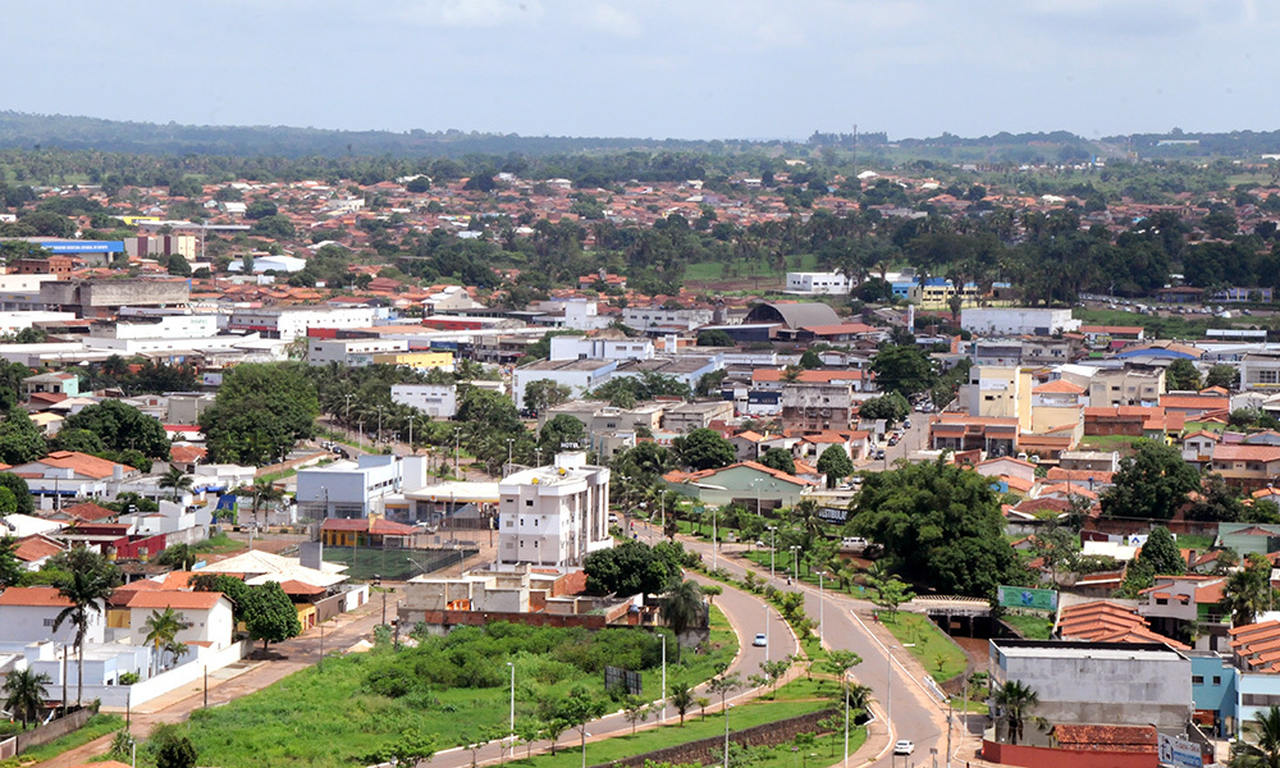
[1210,443,1280,491]
[0,586,104,645]
[9,451,140,510]
[320,516,419,548]
[1056,599,1188,650]
[123,590,236,650]
[1136,575,1230,651]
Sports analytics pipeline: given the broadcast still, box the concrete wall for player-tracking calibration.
[92,640,247,708]
[993,647,1191,729]
[981,739,1154,768]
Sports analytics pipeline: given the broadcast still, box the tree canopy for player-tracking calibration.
[671,428,735,471]
[847,458,1025,596]
[200,363,319,466]
[1100,440,1201,520]
[583,540,686,596]
[63,399,170,459]
[870,345,936,397]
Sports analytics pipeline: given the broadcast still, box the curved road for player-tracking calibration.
[639,521,949,768]
[426,562,800,768]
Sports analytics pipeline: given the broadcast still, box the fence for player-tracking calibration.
[324,546,477,581]
[0,705,96,758]
[90,640,248,709]
[587,708,839,768]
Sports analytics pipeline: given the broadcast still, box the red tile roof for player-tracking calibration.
[59,502,116,522]
[37,451,132,479]
[0,586,73,608]
[1032,379,1086,395]
[125,590,227,611]
[13,535,61,563]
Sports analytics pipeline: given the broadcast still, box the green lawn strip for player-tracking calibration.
[193,532,242,554]
[739,552,871,598]
[881,613,966,683]
[1000,613,1053,640]
[949,696,988,714]
[508,680,838,768]
[185,611,736,768]
[1174,533,1215,550]
[748,727,868,768]
[1,713,123,766]
[255,467,298,484]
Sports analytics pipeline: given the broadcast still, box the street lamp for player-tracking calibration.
[506,438,515,477]
[689,482,728,572]
[343,392,355,423]
[507,661,516,758]
[376,405,386,445]
[660,634,667,724]
[767,526,778,582]
[453,427,462,476]
[817,571,825,646]
[789,545,801,582]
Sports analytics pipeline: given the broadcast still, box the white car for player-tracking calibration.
[752,633,768,647]
[893,740,914,756]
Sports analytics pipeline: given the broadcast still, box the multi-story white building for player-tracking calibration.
[296,454,429,519]
[785,271,851,295]
[391,383,458,418]
[513,359,617,412]
[496,452,611,570]
[227,306,382,340]
[101,314,219,340]
[549,335,654,362]
[308,337,409,366]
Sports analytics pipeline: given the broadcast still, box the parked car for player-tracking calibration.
[893,740,914,756]
[753,633,768,647]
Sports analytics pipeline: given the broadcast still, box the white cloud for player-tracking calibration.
[396,0,544,28]
[585,5,641,37]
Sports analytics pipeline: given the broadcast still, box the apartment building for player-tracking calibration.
[1087,367,1165,407]
[780,383,854,432]
[496,452,611,570]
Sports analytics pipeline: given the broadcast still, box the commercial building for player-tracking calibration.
[227,306,381,340]
[660,400,735,433]
[988,638,1192,729]
[664,461,815,509]
[124,234,197,261]
[784,271,850,295]
[295,454,430,519]
[391,383,458,419]
[307,337,409,366]
[961,307,1081,337]
[496,452,611,570]
[371,350,455,372]
[513,359,617,413]
[39,279,189,318]
[621,306,713,332]
[549,335,655,362]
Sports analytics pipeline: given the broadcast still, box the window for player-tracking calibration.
[525,500,533,507]
[1213,676,1222,686]
[505,521,513,528]
[1192,675,1204,685]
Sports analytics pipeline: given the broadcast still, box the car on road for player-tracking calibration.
[752,633,768,647]
[893,740,914,756]
[873,449,886,460]
[903,419,911,428]
[607,513,619,524]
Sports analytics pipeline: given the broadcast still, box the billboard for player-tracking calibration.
[997,585,1058,612]
[1157,733,1202,768]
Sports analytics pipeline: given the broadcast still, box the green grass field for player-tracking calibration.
[683,253,818,283]
[1001,613,1053,640]
[1072,307,1249,340]
[881,613,967,683]
[194,532,243,555]
[1080,434,1144,453]
[179,611,737,768]
[505,676,856,768]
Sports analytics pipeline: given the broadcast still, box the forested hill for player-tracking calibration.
[0,111,782,158]
[4,110,1280,162]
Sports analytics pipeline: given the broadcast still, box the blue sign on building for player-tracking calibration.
[40,240,123,254]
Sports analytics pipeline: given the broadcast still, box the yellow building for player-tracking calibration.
[371,350,454,372]
[918,279,981,310]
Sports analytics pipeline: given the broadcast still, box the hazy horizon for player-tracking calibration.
[3,1,1273,141]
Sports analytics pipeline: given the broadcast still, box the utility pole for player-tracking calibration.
[660,634,667,723]
[407,414,416,451]
[453,427,461,476]
[376,405,385,446]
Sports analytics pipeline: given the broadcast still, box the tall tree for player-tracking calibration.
[759,447,795,475]
[1100,440,1201,520]
[241,581,302,651]
[660,580,706,653]
[816,445,854,488]
[199,363,319,466]
[870,345,937,397]
[1137,525,1185,575]
[158,467,192,501]
[63,399,170,459]
[1221,553,1274,627]
[993,680,1039,745]
[144,607,185,675]
[671,428,735,471]
[0,408,45,465]
[1166,359,1201,391]
[1235,705,1280,768]
[51,547,121,708]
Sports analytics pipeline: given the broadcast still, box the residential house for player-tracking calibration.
[9,451,140,510]
[1137,575,1230,652]
[1086,367,1164,407]
[0,587,106,645]
[320,516,419,548]
[663,461,814,510]
[929,413,1019,456]
[22,372,79,399]
[123,590,236,650]
[1161,390,1232,420]
[1210,444,1280,491]
[1055,600,1188,649]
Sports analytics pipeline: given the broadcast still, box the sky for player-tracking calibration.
[3,0,1274,141]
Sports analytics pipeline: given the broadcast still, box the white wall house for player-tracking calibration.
[123,591,236,650]
[785,271,851,295]
[0,587,107,645]
[621,306,713,332]
[497,452,611,570]
[513,359,617,412]
[391,383,458,418]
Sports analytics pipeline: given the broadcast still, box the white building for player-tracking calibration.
[960,308,1081,337]
[228,255,308,273]
[296,454,430,519]
[8,451,141,510]
[99,314,219,340]
[227,306,382,340]
[391,383,458,418]
[513,359,617,413]
[621,306,714,332]
[123,590,236,650]
[0,587,106,646]
[308,337,409,366]
[785,271,851,295]
[549,335,654,362]
[497,452,611,570]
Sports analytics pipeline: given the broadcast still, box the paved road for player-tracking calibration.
[647,521,951,768]
[427,568,800,768]
[856,413,930,471]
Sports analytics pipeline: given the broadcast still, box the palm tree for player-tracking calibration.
[164,639,189,669]
[993,680,1039,745]
[1236,705,1280,768]
[158,466,193,501]
[247,478,284,529]
[52,547,120,709]
[790,499,823,549]
[660,580,706,657]
[668,680,694,725]
[2,668,49,729]
[845,683,873,714]
[144,607,185,675]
